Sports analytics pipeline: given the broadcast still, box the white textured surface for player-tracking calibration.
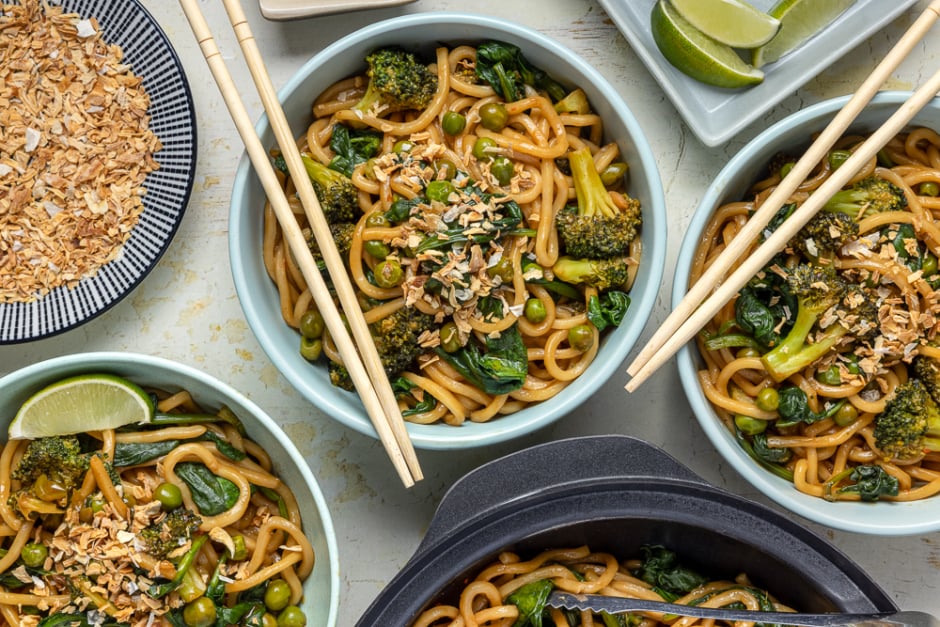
[2,0,939,623]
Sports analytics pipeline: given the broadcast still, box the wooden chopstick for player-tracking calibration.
[626,64,940,392]
[177,0,422,486]
[625,1,940,392]
[215,0,424,483]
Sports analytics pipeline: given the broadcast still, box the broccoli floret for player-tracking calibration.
[821,175,907,218]
[353,47,438,115]
[301,154,359,224]
[326,308,437,391]
[555,146,641,259]
[371,307,437,379]
[308,222,356,261]
[271,152,359,224]
[552,256,630,291]
[873,379,940,460]
[141,507,202,560]
[761,264,849,381]
[914,355,940,404]
[790,211,859,260]
[13,436,90,503]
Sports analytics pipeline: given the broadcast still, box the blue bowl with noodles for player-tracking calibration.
[0,352,340,626]
[228,13,666,449]
[675,91,940,535]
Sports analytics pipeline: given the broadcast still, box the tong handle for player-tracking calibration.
[547,593,938,627]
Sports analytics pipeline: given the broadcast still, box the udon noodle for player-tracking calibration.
[410,545,794,626]
[693,127,940,502]
[0,385,314,627]
[263,43,642,426]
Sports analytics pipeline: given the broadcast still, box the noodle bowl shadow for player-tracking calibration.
[0,352,340,626]
[228,13,667,450]
[674,91,940,536]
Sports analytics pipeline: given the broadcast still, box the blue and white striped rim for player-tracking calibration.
[0,0,197,343]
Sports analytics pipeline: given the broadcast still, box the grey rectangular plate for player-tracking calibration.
[597,0,919,146]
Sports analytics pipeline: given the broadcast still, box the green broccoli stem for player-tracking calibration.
[149,534,208,599]
[568,146,616,219]
[760,305,847,382]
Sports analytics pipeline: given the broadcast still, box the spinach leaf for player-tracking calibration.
[840,465,899,501]
[634,545,708,599]
[506,578,553,627]
[436,299,527,395]
[587,290,631,331]
[200,431,246,462]
[328,124,381,177]
[174,462,241,516]
[776,386,844,427]
[113,440,180,467]
[475,41,567,103]
[38,614,91,627]
[391,376,438,417]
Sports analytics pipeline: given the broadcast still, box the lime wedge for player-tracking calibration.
[669,0,780,48]
[752,0,856,68]
[651,0,764,89]
[10,373,155,439]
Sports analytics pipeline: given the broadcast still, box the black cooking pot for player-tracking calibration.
[356,435,896,625]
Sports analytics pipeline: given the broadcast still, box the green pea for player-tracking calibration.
[263,614,279,627]
[918,181,940,197]
[365,211,389,228]
[441,111,467,135]
[736,347,761,359]
[923,252,938,277]
[472,136,497,161]
[755,387,779,412]
[433,159,457,180]
[20,542,47,568]
[490,156,514,186]
[299,309,325,339]
[374,259,403,288]
[524,298,547,324]
[599,162,628,187]
[828,149,852,170]
[567,324,594,352]
[277,606,307,627]
[393,139,414,154]
[183,597,217,627]
[479,102,509,131]
[779,162,795,179]
[439,322,461,353]
[833,403,859,427]
[486,256,513,282]
[363,239,390,260]
[816,365,842,386]
[426,180,456,202]
[153,482,183,511]
[734,414,767,435]
[300,338,323,361]
[265,580,292,612]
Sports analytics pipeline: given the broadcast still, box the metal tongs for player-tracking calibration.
[548,592,940,627]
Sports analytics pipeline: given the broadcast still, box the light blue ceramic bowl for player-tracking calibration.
[674,92,940,536]
[0,352,340,625]
[229,13,666,450]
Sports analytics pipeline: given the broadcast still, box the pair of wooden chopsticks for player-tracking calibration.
[177,0,423,487]
[625,0,940,392]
